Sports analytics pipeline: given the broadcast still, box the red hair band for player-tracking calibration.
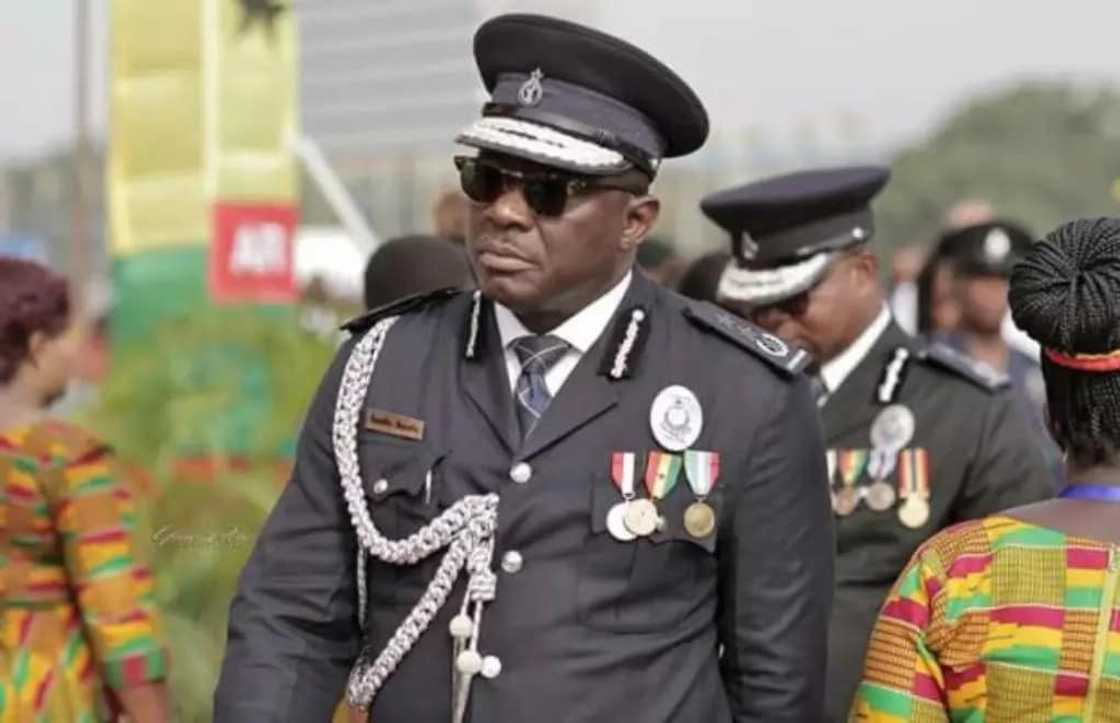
[1044,347,1120,372]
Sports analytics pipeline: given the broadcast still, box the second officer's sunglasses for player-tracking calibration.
[454,155,647,218]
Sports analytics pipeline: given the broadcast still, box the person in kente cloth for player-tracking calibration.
[214,14,834,723]
[700,166,1055,723]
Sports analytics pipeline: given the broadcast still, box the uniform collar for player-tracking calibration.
[821,304,891,395]
[493,271,633,353]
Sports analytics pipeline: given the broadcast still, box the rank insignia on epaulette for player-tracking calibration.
[682,302,810,375]
[920,343,1009,391]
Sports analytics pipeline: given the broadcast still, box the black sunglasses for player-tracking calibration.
[454,155,646,217]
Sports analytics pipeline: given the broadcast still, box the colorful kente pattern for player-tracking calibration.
[1,420,167,722]
[850,515,1120,722]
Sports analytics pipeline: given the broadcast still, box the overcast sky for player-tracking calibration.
[2,0,1118,161]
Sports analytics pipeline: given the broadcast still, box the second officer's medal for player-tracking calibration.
[834,450,867,516]
[683,450,720,538]
[897,448,932,528]
[865,480,897,511]
[898,496,930,528]
[650,385,703,452]
[608,452,638,541]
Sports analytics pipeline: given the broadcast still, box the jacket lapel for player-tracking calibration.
[820,322,915,443]
[461,299,521,454]
[518,273,655,460]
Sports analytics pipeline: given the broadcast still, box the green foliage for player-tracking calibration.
[84,306,337,722]
[96,305,335,462]
[876,81,1120,249]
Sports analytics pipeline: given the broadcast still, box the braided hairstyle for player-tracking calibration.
[1009,217,1120,467]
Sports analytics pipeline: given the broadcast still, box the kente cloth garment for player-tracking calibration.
[850,515,1120,722]
[0,420,167,723]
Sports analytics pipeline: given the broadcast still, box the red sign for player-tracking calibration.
[209,202,299,303]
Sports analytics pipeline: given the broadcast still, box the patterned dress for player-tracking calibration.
[850,516,1120,722]
[0,420,167,722]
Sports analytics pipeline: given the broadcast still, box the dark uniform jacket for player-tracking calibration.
[824,321,1055,722]
[214,272,835,723]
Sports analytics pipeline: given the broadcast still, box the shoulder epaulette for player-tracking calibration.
[341,287,462,333]
[682,302,810,376]
[918,342,1009,392]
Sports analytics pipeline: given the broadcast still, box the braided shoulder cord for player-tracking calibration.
[332,316,500,710]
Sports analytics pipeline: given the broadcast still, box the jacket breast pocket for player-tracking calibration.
[576,471,721,634]
[358,436,450,607]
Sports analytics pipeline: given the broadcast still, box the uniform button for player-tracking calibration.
[372,478,389,494]
[501,550,523,574]
[481,655,502,679]
[509,462,532,484]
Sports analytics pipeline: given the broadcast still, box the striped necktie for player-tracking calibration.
[511,334,571,441]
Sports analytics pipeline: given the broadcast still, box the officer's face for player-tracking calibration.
[957,274,1008,335]
[465,153,658,323]
[738,249,881,365]
[930,263,961,333]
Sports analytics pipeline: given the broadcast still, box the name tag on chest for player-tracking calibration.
[366,408,425,442]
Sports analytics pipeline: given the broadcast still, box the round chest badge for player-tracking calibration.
[650,385,703,452]
[870,404,916,452]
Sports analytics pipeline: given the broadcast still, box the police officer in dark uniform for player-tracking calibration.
[935,220,1048,422]
[701,167,1055,722]
[214,15,834,723]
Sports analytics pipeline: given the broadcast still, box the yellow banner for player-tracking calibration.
[208,0,299,202]
[108,0,298,255]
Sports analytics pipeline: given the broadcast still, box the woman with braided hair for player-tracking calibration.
[850,217,1120,722]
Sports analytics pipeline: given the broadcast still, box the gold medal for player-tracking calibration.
[833,486,859,516]
[683,501,716,538]
[865,481,897,512]
[623,498,660,537]
[898,495,930,529]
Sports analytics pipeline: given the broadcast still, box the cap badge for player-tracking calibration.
[984,228,1011,262]
[518,68,545,107]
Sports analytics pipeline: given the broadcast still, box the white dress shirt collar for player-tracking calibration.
[493,271,633,394]
[494,271,632,353]
[820,304,892,396]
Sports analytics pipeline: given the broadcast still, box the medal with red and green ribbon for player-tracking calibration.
[644,451,683,500]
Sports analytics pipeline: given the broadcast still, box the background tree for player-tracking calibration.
[876,81,1120,250]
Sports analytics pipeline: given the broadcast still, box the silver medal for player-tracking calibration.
[870,404,915,452]
[607,502,638,541]
[650,385,703,452]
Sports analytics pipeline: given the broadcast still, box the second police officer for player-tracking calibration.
[701,166,1056,721]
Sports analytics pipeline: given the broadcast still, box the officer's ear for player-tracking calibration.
[620,195,660,253]
[849,247,879,292]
